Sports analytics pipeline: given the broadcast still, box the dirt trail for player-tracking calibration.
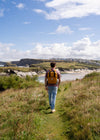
[41,92,67,140]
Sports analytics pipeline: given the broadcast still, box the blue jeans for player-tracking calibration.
[48,86,58,110]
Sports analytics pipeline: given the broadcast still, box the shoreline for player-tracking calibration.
[38,69,100,77]
[0,69,100,77]
[38,69,100,83]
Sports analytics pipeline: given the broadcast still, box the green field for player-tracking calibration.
[0,72,100,139]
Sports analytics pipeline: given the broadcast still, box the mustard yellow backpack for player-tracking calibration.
[47,69,58,84]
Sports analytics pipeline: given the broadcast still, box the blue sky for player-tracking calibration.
[0,0,100,61]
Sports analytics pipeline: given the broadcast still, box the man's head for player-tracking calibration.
[50,62,56,68]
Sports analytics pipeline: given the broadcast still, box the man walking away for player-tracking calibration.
[45,62,61,113]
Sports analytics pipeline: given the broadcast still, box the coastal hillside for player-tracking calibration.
[0,72,100,139]
[1,58,100,67]
[0,59,100,75]
[11,58,100,67]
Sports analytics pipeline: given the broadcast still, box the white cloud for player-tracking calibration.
[12,1,16,5]
[16,3,25,9]
[0,9,4,17]
[56,25,73,34]
[0,42,16,61]
[79,27,91,31]
[0,37,100,61]
[34,0,100,20]
[31,38,100,60]
[35,0,46,1]
[49,25,73,35]
[23,21,31,25]
[33,9,47,15]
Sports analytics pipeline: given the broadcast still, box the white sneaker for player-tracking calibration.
[51,109,55,113]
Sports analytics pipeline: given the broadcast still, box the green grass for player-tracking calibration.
[0,75,39,90]
[0,72,100,139]
[59,72,100,140]
[0,87,49,139]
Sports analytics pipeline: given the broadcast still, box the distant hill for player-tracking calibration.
[11,58,100,67]
[1,58,100,69]
[11,59,50,66]
[11,58,65,66]
[0,61,6,66]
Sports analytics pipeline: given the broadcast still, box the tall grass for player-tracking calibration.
[0,72,100,139]
[0,86,49,139]
[60,72,100,140]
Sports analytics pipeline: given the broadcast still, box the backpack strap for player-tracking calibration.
[48,69,56,77]
[54,71,55,77]
[49,71,51,77]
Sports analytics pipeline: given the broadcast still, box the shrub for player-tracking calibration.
[84,72,100,78]
[0,75,39,90]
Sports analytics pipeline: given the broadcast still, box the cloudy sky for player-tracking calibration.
[0,0,100,61]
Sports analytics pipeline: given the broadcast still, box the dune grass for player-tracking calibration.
[0,72,100,139]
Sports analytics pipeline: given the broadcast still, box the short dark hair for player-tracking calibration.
[50,62,56,68]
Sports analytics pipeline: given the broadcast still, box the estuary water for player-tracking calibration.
[38,72,88,83]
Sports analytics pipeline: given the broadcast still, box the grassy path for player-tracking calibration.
[40,90,67,140]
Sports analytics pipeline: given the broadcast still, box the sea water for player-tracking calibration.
[38,72,87,83]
